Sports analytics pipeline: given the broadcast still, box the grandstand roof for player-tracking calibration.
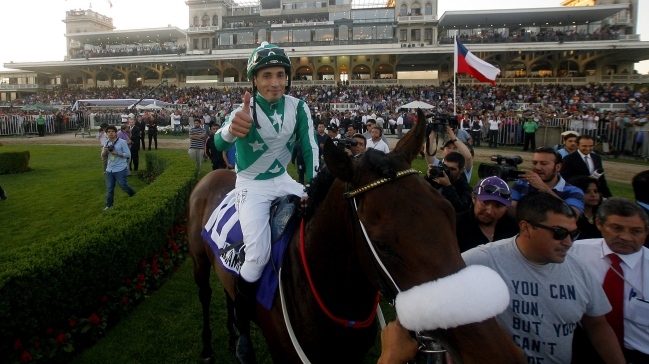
[438,4,628,29]
[65,27,186,46]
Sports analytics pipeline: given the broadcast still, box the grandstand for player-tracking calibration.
[1,0,649,101]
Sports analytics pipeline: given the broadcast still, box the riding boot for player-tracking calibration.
[233,278,257,364]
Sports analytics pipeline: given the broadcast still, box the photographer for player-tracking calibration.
[424,152,472,213]
[102,125,136,211]
[345,133,367,160]
[425,124,474,182]
[509,146,584,218]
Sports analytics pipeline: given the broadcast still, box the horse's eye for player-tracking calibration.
[373,241,392,255]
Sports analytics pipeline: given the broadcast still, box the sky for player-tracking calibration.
[1,0,648,72]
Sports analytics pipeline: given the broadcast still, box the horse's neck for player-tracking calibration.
[286,182,377,316]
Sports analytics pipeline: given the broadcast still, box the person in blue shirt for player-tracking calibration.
[102,125,136,211]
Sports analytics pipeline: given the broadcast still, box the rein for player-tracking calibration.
[300,219,380,328]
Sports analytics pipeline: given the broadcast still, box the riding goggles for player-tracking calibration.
[478,184,511,199]
[527,221,581,241]
[251,47,287,64]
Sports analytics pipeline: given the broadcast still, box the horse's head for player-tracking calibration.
[324,108,462,293]
[323,109,523,363]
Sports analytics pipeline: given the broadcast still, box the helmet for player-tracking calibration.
[246,42,291,81]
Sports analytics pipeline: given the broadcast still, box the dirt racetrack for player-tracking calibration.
[2,131,647,183]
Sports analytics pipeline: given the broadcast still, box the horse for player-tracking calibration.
[187,109,525,364]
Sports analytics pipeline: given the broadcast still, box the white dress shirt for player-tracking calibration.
[577,150,595,174]
[571,239,649,354]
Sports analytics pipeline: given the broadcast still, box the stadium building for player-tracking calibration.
[2,0,649,102]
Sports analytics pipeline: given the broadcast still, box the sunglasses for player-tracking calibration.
[477,184,511,199]
[527,221,581,241]
[252,48,286,64]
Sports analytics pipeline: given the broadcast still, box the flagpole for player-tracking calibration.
[453,33,457,116]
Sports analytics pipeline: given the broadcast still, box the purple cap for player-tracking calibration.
[474,176,511,207]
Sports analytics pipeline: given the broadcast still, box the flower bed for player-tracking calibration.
[0,150,198,363]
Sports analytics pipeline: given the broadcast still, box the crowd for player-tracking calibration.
[225,16,328,29]
[438,28,621,45]
[69,44,186,59]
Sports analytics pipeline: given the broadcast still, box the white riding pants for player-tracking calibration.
[235,173,306,282]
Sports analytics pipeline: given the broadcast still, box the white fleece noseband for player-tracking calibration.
[396,265,509,332]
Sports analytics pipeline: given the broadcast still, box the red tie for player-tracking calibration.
[603,254,624,349]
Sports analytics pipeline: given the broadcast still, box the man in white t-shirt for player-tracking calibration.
[487,114,501,148]
[172,111,181,136]
[396,112,405,139]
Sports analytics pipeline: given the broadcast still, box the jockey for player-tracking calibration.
[213,42,319,362]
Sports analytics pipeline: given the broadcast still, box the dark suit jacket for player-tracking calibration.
[560,152,612,198]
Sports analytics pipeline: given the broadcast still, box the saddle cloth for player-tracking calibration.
[201,191,296,310]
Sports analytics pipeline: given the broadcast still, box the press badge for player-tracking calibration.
[628,296,649,327]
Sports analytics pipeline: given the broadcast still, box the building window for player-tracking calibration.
[193,38,199,49]
[425,3,433,16]
[400,29,407,41]
[193,16,200,27]
[212,16,218,26]
[399,4,407,16]
[411,29,421,41]
[202,15,210,27]
[202,38,209,49]
[425,28,432,41]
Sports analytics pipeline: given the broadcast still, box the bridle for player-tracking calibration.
[343,168,419,305]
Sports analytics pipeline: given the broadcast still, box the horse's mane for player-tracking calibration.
[302,149,402,219]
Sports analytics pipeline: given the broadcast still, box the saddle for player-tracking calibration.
[201,193,301,310]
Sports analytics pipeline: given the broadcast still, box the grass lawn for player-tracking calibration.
[0,145,214,253]
[1,144,634,363]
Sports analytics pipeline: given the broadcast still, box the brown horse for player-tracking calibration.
[187,109,525,363]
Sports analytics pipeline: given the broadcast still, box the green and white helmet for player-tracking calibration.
[246,42,291,81]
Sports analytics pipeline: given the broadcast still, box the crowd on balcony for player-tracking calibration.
[69,44,186,59]
[225,16,329,29]
[438,28,621,44]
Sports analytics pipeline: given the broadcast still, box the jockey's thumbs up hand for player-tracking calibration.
[229,91,253,138]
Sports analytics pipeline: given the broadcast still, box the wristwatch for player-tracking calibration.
[451,138,458,143]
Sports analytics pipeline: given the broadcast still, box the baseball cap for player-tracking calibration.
[473,177,511,207]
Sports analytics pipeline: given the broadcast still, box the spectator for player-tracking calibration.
[362,119,388,144]
[172,110,181,136]
[631,170,649,247]
[147,115,158,150]
[396,112,404,139]
[366,126,389,153]
[522,114,538,151]
[315,123,329,158]
[117,123,133,175]
[451,124,472,144]
[224,144,236,170]
[205,124,226,171]
[128,118,142,172]
[462,192,625,363]
[568,176,603,240]
[557,131,580,158]
[102,125,136,211]
[571,198,649,364]
[561,135,612,198]
[36,113,45,137]
[510,146,585,217]
[96,122,109,173]
[456,176,519,252]
[188,119,206,176]
[135,115,147,150]
[425,152,472,213]
[487,112,500,148]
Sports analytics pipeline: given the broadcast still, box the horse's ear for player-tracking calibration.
[323,138,355,182]
[391,108,427,164]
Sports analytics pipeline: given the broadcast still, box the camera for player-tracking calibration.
[333,137,359,151]
[428,164,450,179]
[478,155,524,181]
[425,113,459,138]
[106,141,114,152]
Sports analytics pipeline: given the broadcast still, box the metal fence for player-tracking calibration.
[0,115,91,136]
[467,117,649,158]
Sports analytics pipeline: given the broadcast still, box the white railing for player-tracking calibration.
[0,84,40,90]
[397,15,436,22]
[188,26,219,32]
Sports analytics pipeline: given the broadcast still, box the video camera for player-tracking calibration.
[478,155,524,182]
[425,113,460,137]
[333,137,359,151]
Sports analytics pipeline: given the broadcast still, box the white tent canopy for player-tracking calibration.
[71,99,173,111]
[397,101,436,110]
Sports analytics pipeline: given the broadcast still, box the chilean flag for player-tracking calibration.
[455,37,500,86]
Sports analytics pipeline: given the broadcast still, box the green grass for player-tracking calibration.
[0,145,213,253]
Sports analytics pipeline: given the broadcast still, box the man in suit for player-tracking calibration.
[561,135,612,198]
[571,198,649,363]
[631,170,649,248]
